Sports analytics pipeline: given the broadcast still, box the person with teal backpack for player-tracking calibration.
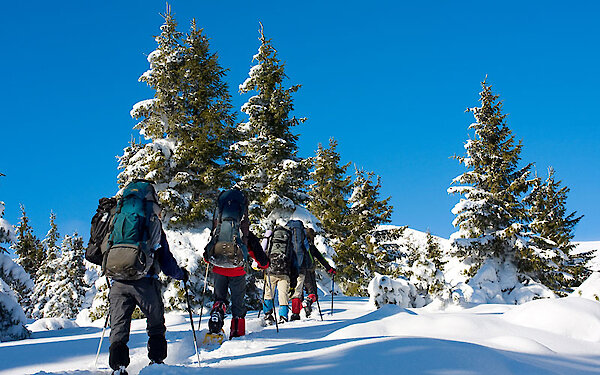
[103,179,188,375]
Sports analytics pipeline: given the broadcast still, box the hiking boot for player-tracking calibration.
[263,311,275,326]
[302,297,313,316]
[290,313,300,321]
[278,315,288,324]
[209,301,226,334]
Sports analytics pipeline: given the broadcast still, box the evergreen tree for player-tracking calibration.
[335,168,393,295]
[0,201,32,341]
[12,205,44,277]
[521,167,590,295]
[11,205,43,315]
[119,7,235,227]
[448,78,532,277]
[234,25,310,225]
[0,201,11,254]
[31,212,62,319]
[40,233,87,319]
[308,138,352,241]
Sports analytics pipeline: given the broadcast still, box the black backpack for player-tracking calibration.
[204,189,249,268]
[85,197,117,266]
[266,226,293,275]
[103,180,162,280]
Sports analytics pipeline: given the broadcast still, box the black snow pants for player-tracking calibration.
[108,277,167,370]
[213,273,247,318]
[304,269,318,298]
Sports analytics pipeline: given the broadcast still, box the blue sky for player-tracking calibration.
[1,1,598,242]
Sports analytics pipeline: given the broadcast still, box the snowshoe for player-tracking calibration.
[111,366,128,375]
[290,313,300,321]
[201,329,225,349]
[208,302,226,334]
[278,315,288,324]
[263,311,275,326]
[302,297,313,317]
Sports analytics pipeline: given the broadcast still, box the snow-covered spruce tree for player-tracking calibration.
[30,212,61,319]
[308,138,352,242]
[119,9,235,227]
[11,205,43,315]
[410,232,449,301]
[234,25,310,227]
[448,79,532,279]
[40,233,87,319]
[0,201,11,254]
[0,202,32,341]
[335,168,393,296]
[521,167,590,296]
[12,205,44,278]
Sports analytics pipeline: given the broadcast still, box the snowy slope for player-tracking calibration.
[1,295,600,374]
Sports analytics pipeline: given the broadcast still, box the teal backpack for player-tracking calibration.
[102,180,162,280]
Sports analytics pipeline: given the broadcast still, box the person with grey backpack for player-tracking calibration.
[94,180,188,375]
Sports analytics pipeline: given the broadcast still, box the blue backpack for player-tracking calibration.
[103,180,162,280]
[285,220,312,270]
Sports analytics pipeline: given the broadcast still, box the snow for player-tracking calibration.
[28,318,79,332]
[573,271,600,302]
[1,296,600,374]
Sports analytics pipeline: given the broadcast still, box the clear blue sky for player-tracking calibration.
[1,1,598,242]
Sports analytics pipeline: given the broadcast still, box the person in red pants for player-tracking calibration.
[203,189,269,338]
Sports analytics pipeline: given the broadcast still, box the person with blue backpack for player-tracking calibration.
[97,180,188,375]
[203,189,269,339]
[285,219,313,321]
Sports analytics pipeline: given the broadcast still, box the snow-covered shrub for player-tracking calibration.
[0,254,32,341]
[572,272,600,302]
[368,273,425,309]
[451,258,555,305]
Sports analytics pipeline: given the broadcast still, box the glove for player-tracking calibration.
[181,268,189,282]
[327,268,336,275]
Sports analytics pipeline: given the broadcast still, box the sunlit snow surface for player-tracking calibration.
[1,295,600,375]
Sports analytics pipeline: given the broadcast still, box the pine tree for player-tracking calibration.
[308,138,352,241]
[335,168,393,295]
[0,201,32,341]
[521,167,590,295]
[234,24,310,225]
[448,78,532,276]
[119,7,236,227]
[12,205,44,277]
[11,205,43,315]
[41,233,87,319]
[31,212,62,318]
[0,201,11,254]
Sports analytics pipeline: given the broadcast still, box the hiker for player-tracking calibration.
[203,189,269,338]
[302,227,336,317]
[261,226,295,324]
[102,180,188,375]
[285,219,313,321]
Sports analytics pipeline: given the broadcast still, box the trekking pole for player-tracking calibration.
[330,276,335,316]
[257,270,267,319]
[94,276,111,368]
[265,271,279,333]
[315,297,324,321]
[183,280,201,367]
[198,264,211,331]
